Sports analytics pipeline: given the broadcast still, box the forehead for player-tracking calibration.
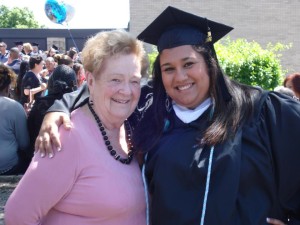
[160,45,200,61]
[107,53,140,66]
[46,60,54,64]
[98,54,141,77]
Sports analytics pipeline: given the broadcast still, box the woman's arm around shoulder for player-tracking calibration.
[35,83,89,156]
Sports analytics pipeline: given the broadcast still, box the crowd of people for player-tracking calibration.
[1,5,300,225]
[0,41,86,175]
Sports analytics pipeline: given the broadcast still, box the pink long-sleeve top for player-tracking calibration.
[5,107,146,225]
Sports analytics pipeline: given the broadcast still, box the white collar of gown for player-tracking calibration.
[172,98,212,123]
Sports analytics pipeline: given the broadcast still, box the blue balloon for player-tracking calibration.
[44,0,69,24]
[64,3,75,23]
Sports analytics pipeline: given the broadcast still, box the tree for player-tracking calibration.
[0,5,45,28]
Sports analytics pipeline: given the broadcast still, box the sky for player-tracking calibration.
[0,0,130,29]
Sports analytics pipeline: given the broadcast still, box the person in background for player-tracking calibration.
[7,47,21,75]
[73,62,85,87]
[20,55,47,105]
[67,47,78,62]
[34,6,298,225]
[15,60,30,102]
[283,72,300,99]
[27,65,78,158]
[274,85,298,100]
[14,41,24,55]
[40,56,57,81]
[22,55,31,62]
[22,42,33,57]
[46,45,58,58]
[5,29,147,225]
[53,54,73,67]
[0,64,30,175]
[31,42,43,56]
[0,42,9,64]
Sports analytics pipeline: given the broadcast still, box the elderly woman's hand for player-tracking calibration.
[35,112,71,158]
[267,217,287,225]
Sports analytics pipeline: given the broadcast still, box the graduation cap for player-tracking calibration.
[138,6,233,101]
[14,41,23,46]
[52,44,59,51]
[137,6,233,52]
[31,42,39,47]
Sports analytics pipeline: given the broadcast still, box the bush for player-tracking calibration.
[215,38,290,90]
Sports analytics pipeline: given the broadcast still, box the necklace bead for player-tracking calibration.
[87,101,134,165]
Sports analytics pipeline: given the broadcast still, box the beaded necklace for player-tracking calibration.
[87,101,134,164]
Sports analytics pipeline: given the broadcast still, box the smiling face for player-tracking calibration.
[88,53,142,127]
[160,45,210,109]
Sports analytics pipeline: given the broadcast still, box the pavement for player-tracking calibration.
[0,175,22,225]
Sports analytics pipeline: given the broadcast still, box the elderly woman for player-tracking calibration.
[0,64,30,175]
[5,30,146,225]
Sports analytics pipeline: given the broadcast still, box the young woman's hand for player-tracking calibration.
[35,112,71,158]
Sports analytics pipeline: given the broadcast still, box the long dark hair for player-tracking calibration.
[134,45,260,152]
[16,61,29,98]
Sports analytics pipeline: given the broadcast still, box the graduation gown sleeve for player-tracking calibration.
[262,91,300,222]
[47,82,89,115]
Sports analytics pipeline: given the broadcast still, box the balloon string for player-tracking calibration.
[65,23,79,52]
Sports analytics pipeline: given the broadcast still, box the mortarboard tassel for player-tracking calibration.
[205,27,212,43]
[205,18,212,43]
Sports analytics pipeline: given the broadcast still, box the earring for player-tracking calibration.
[89,97,94,105]
[165,95,172,112]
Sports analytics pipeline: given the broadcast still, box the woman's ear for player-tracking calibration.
[86,71,94,95]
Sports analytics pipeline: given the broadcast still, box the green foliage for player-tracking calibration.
[0,5,45,28]
[147,46,158,76]
[215,38,291,90]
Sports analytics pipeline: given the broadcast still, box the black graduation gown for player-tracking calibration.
[145,91,300,225]
[27,93,64,156]
[20,71,43,105]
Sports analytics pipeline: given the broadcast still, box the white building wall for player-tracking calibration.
[129,0,300,74]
